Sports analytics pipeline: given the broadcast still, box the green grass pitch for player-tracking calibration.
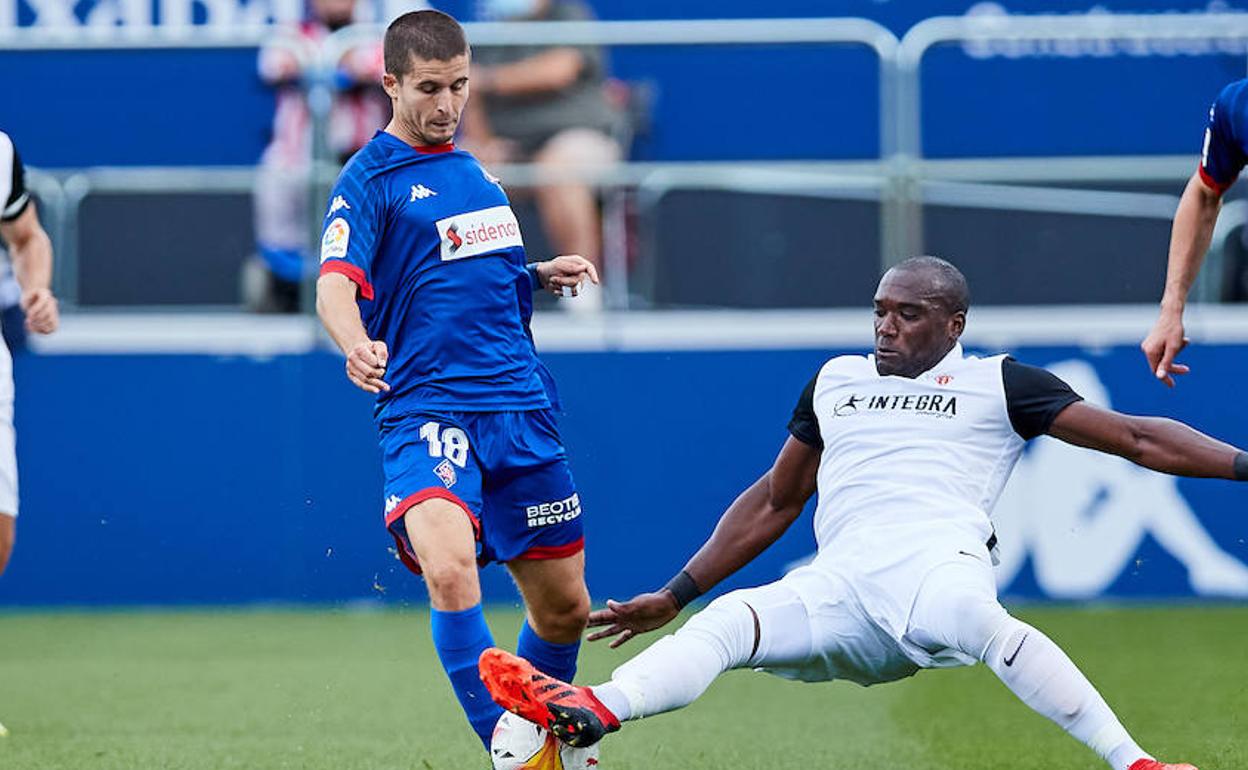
[0,606,1244,769]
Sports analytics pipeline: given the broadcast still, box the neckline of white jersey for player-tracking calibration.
[867,342,965,380]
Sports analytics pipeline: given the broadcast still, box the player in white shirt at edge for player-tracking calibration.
[479,256,1247,770]
[0,131,60,577]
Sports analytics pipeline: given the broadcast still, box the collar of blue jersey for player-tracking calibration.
[376,129,456,155]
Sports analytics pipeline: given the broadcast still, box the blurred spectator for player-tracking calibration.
[246,0,397,313]
[462,0,625,312]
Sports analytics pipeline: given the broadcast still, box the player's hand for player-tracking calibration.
[586,590,680,648]
[346,340,390,394]
[20,288,58,335]
[537,255,600,298]
[1141,311,1191,387]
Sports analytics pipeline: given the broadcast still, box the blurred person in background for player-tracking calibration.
[460,0,625,312]
[246,0,401,312]
[1143,77,1248,387]
[0,131,59,576]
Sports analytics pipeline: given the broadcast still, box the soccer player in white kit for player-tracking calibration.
[479,257,1247,770]
[0,131,60,575]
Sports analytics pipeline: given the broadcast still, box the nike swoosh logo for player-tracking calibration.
[1003,633,1028,667]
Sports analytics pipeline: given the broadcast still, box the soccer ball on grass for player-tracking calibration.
[490,711,600,769]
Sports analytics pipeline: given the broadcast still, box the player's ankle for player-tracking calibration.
[587,682,632,722]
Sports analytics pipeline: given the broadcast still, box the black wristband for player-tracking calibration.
[664,570,703,610]
[1235,451,1248,481]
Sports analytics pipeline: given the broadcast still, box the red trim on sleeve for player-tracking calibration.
[1198,164,1234,196]
[319,260,375,300]
[514,537,585,562]
[384,488,481,577]
[412,142,455,154]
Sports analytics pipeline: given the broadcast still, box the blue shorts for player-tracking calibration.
[378,409,583,575]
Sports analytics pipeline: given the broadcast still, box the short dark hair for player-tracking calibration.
[892,255,971,314]
[384,10,468,78]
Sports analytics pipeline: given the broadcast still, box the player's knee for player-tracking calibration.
[420,554,478,606]
[529,588,591,640]
[678,594,756,669]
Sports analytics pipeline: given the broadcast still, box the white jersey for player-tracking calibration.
[0,132,30,223]
[787,344,1081,657]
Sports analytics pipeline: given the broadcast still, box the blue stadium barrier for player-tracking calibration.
[2,342,1245,606]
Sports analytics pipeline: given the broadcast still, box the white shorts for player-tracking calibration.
[736,547,999,687]
[0,342,17,516]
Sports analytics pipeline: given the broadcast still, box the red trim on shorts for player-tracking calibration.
[1198,164,1234,196]
[514,537,585,561]
[412,142,455,154]
[319,260,375,300]
[385,488,481,576]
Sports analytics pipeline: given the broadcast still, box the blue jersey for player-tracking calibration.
[319,131,554,419]
[1199,78,1248,195]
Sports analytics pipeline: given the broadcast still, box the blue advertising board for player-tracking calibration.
[1,341,1244,606]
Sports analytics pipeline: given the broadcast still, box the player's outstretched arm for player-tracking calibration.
[0,201,58,335]
[1048,400,1248,480]
[586,436,820,647]
[316,273,390,394]
[1142,171,1221,387]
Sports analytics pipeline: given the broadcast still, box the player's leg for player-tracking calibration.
[906,558,1191,770]
[482,408,590,683]
[0,346,17,576]
[0,514,13,576]
[480,579,814,747]
[507,551,590,685]
[382,414,501,748]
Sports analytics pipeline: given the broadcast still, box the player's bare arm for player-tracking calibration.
[1143,170,1221,387]
[586,435,819,647]
[0,513,13,576]
[1048,400,1247,480]
[315,273,390,394]
[534,255,600,298]
[0,201,58,335]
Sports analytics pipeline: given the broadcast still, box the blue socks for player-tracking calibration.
[517,619,580,683]
[430,605,503,748]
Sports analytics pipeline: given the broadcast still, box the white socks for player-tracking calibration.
[979,617,1150,770]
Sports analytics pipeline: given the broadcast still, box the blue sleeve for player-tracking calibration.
[1199,81,1248,195]
[318,168,382,300]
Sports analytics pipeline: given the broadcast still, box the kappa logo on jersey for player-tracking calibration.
[436,205,523,262]
[832,393,958,418]
[327,195,350,217]
[410,184,438,201]
[384,494,403,514]
[321,217,350,262]
[526,492,581,528]
[433,459,457,488]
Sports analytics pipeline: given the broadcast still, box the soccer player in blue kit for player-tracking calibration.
[1143,78,1248,386]
[315,9,600,751]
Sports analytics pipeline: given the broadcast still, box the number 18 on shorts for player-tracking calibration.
[378,410,585,574]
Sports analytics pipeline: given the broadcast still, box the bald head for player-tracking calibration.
[888,256,970,315]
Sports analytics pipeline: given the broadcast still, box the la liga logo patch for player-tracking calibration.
[321,217,350,262]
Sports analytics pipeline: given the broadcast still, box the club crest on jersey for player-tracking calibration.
[321,217,350,262]
[436,205,523,262]
[410,184,438,201]
[327,195,350,217]
[434,459,457,488]
[934,374,954,386]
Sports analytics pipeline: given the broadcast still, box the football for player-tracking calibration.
[490,711,600,770]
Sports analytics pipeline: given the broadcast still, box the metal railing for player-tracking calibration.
[13,13,1248,311]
